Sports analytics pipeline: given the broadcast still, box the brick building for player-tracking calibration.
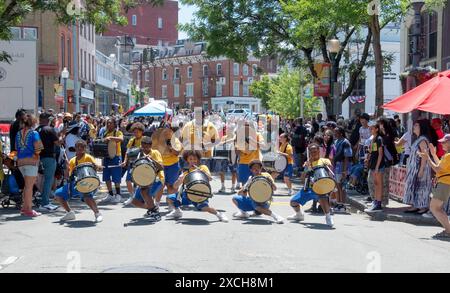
[133,41,278,112]
[102,0,179,48]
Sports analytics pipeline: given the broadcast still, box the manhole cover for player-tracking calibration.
[102,266,170,273]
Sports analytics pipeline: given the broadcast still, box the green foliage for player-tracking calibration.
[251,68,320,118]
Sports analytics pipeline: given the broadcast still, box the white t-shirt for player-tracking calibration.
[400,131,412,156]
[359,126,371,146]
[65,133,79,161]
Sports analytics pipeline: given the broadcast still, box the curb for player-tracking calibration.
[346,195,440,227]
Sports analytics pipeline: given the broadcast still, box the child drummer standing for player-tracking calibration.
[166,150,228,222]
[55,140,103,223]
[232,160,285,224]
[129,136,165,221]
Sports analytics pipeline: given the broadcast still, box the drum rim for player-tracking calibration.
[131,165,156,187]
[312,178,336,195]
[75,176,100,192]
[248,176,273,203]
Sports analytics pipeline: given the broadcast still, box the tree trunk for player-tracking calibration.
[371,14,384,117]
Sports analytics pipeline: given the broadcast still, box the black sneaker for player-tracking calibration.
[365,197,373,203]
[364,203,383,213]
[144,208,161,221]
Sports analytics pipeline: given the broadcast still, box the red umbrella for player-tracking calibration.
[382,70,450,114]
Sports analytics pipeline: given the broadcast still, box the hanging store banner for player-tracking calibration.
[314,63,331,97]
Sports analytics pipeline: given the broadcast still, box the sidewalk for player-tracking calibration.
[346,190,441,227]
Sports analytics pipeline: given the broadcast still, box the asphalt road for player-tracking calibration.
[1,174,450,273]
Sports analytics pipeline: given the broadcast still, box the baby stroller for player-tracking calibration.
[346,163,369,195]
[354,168,369,195]
[0,154,39,209]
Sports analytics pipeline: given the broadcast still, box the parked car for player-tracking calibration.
[226,109,251,119]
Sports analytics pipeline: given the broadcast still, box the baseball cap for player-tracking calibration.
[438,134,450,143]
[249,160,263,169]
[141,136,152,145]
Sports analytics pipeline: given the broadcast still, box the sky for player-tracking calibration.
[178,3,196,40]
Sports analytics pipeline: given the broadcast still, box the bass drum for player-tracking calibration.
[74,163,100,194]
[126,147,141,165]
[183,170,212,203]
[131,158,157,187]
[248,176,273,203]
[262,152,288,173]
[311,166,336,195]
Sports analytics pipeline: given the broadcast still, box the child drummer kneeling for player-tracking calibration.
[130,136,164,221]
[232,160,285,224]
[287,143,335,228]
[55,140,103,223]
[166,150,228,222]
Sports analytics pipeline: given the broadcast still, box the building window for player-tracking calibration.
[80,49,83,78]
[158,17,163,29]
[145,70,150,81]
[132,15,137,26]
[61,35,65,70]
[162,68,168,80]
[216,64,222,76]
[88,53,91,81]
[186,83,194,97]
[216,82,222,97]
[92,55,95,81]
[23,27,37,40]
[252,64,258,76]
[233,63,239,76]
[243,64,249,76]
[202,78,208,96]
[202,65,209,77]
[187,66,193,79]
[137,71,141,86]
[67,39,71,73]
[174,84,180,98]
[162,85,168,98]
[84,50,87,80]
[10,27,21,39]
[158,40,163,47]
[174,68,180,80]
[233,81,240,96]
[428,11,437,59]
[243,82,249,96]
[203,102,209,111]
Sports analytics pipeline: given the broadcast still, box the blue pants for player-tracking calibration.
[233,195,270,212]
[167,191,209,210]
[134,181,163,202]
[238,164,251,184]
[282,164,293,178]
[164,162,181,186]
[55,182,95,201]
[290,189,327,206]
[126,166,132,182]
[40,157,56,206]
[103,156,122,183]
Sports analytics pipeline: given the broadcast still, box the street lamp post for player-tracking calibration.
[61,67,69,113]
[327,39,340,119]
[112,79,118,105]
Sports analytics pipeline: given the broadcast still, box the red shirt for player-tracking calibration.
[436,129,445,158]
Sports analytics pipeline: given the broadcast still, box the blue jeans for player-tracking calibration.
[40,157,56,206]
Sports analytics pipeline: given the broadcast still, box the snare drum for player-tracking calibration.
[247,176,273,203]
[310,166,336,195]
[74,163,100,194]
[262,152,288,173]
[131,157,157,187]
[92,140,109,158]
[183,170,212,203]
[126,147,141,165]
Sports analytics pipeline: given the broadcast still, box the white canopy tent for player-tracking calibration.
[132,99,173,117]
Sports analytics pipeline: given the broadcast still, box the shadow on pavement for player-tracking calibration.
[56,220,97,228]
[173,218,211,225]
[299,222,335,230]
[241,218,273,225]
[4,215,35,222]
[124,218,159,227]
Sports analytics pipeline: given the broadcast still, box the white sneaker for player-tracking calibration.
[95,213,103,223]
[287,189,293,196]
[219,186,226,193]
[287,211,305,222]
[166,208,183,219]
[271,213,285,224]
[233,211,250,219]
[422,212,434,219]
[102,195,115,203]
[38,204,58,213]
[167,205,174,212]
[325,213,334,227]
[231,187,236,193]
[60,211,76,222]
[114,195,122,203]
[216,212,229,222]
[123,197,134,206]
